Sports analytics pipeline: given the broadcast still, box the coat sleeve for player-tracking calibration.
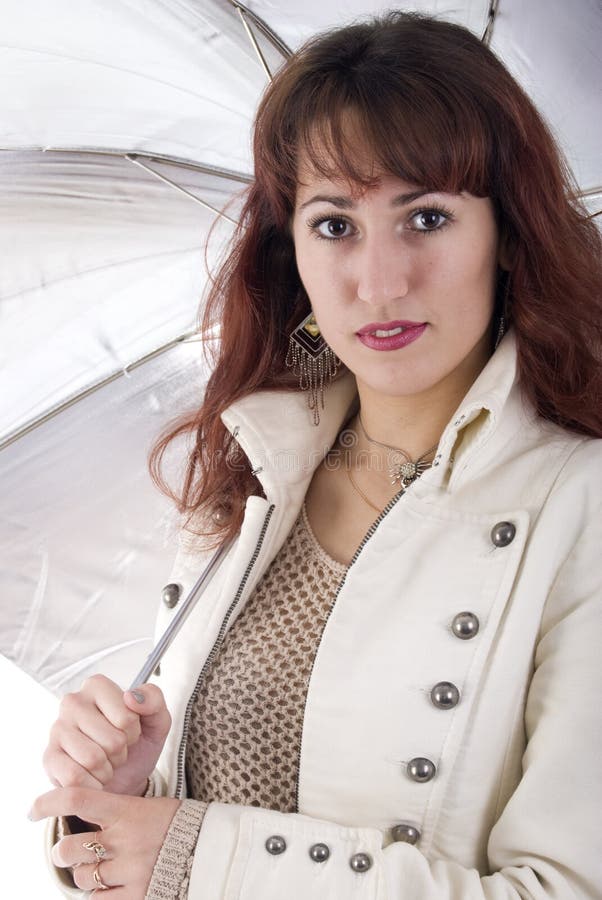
[163,508,602,900]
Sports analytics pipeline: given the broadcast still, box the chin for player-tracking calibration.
[355,371,437,398]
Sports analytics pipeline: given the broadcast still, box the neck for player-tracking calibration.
[341,342,491,497]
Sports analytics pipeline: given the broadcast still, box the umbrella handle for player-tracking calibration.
[128,537,236,688]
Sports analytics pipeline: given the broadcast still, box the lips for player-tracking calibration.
[356,321,427,352]
[356,320,425,336]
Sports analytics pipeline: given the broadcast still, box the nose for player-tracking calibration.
[355,232,410,306]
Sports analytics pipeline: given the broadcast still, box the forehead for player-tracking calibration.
[294,174,433,213]
[295,146,425,205]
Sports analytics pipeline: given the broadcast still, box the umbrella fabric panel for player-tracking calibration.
[0,149,244,438]
[0,339,208,695]
[488,0,601,192]
[0,0,266,173]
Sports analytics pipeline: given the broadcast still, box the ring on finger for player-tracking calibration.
[82,832,107,862]
[93,861,110,890]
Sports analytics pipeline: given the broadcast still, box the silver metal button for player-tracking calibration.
[309,842,330,863]
[391,824,420,844]
[430,681,460,709]
[265,835,286,855]
[349,852,372,872]
[490,521,516,547]
[451,611,479,639]
[161,583,181,609]
[407,757,436,782]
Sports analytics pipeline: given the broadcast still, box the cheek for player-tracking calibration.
[295,240,320,290]
[296,244,343,304]
[440,235,498,296]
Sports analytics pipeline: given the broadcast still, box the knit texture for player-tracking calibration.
[145,800,208,899]
[144,501,347,898]
[187,500,347,809]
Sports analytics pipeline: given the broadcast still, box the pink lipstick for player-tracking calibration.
[356,320,427,351]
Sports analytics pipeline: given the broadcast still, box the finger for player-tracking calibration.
[43,745,105,790]
[79,675,143,746]
[122,684,171,741]
[72,859,123,892]
[57,697,134,768]
[30,787,122,827]
[57,728,115,784]
[51,831,112,868]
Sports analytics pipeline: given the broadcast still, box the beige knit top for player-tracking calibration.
[146,500,349,899]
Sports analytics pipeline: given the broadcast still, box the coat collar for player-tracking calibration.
[221,330,520,500]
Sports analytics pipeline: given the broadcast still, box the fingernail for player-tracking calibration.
[27,809,34,821]
[132,690,145,703]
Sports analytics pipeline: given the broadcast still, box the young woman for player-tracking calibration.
[34,11,602,899]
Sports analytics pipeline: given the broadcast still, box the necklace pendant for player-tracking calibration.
[390,460,419,486]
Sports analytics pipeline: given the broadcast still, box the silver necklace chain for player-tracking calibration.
[357,412,439,488]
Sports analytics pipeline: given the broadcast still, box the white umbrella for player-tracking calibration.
[1,0,600,695]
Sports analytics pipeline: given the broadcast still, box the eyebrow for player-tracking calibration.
[297,188,443,211]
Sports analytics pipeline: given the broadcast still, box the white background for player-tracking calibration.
[1,654,65,897]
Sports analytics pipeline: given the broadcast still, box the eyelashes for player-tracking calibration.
[306,204,455,242]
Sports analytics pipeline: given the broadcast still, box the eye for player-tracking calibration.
[409,206,454,234]
[307,215,354,241]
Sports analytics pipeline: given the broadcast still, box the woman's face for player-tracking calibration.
[292,167,505,400]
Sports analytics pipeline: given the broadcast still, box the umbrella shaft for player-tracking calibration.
[129,537,236,688]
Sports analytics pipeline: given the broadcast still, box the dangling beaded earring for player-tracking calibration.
[494,271,511,350]
[285,311,341,425]
[494,314,506,350]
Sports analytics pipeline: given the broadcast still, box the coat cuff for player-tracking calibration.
[146,800,208,899]
[188,803,384,899]
[145,768,168,798]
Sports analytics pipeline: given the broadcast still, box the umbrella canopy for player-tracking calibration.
[1,0,600,695]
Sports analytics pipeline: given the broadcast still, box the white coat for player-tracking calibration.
[47,331,602,898]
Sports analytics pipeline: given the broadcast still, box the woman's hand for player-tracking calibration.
[31,787,181,898]
[43,674,172,797]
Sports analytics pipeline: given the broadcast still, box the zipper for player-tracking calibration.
[294,489,405,813]
[174,503,276,799]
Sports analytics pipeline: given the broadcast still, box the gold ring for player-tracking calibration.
[93,861,109,890]
[82,834,107,862]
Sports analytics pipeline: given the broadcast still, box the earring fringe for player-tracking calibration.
[285,312,341,425]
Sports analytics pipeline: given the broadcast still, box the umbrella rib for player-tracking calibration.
[235,6,273,81]
[0,331,206,452]
[480,0,499,46]
[570,185,602,219]
[228,1,292,61]
[578,185,602,198]
[125,154,240,224]
[25,146,253,185]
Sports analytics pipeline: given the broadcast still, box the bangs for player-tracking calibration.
[264,63,495,214]
[297,85,491,196]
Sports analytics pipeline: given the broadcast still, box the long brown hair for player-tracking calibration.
[150,11,602,548]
